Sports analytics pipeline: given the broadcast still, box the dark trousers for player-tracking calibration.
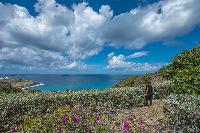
[145,93,153,106]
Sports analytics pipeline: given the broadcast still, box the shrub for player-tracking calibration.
[0,87,145,131]
[0,83,23,94]
[159,44,200,95]
[113,74,153,88]
[163,94,200,132]
[16,105,147,132]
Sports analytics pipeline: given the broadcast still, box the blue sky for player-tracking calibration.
[0,0,199,74]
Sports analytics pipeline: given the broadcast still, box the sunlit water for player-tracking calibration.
[7,74,129,91]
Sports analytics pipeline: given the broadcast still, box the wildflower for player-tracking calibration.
[138,119,145,126]
[10,124,17,133]
[96,115,100,123]
[63,115,68,125]
[72,115,78,124]
[83,115,88,122]
[114,111,118,116]
[122,122,131,132]
[126,114,135,121]
[113,120,120,127]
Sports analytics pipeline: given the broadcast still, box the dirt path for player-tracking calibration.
[133,100,170,132]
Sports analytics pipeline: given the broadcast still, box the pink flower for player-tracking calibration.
[72,115,78,124]
[122,122,131,132]
[63,115,68,125]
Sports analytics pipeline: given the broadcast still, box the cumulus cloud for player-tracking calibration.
[101,0,200,49]
[0,0,112,70]
[0,47,86,70]
[0,0,200,72]
[107,52,165,72]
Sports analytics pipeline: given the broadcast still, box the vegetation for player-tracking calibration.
[113,74,153,88]
[0,87,144,131]
[164,94,200,132]
[16,105,147,132]
[0,80,171,132]
[159,44,200,95]
[0,83,23,94]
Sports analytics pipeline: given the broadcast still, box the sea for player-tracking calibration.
[5,74,129,92]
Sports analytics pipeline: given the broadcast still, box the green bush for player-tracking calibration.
[164,94,200,132]
[159,44,200,95]
[16,105,147,132]
[0,83,23,94]
[113,74,153,88]
[0,87,145,131]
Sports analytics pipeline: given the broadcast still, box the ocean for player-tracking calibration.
[6,74,129,91]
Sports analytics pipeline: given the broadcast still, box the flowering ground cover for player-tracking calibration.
[164,94,200,132]
[0,80,171,132]
[0,87,144,131]
[13,105,148,132]
[1,79,199,132]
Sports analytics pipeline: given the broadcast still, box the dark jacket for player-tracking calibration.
[146,84,153,95]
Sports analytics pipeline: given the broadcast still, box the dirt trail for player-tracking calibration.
[134,100,170,133]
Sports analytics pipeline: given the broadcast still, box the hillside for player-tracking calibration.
[114,44,200,95]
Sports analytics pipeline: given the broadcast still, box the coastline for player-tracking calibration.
[0,77,43,92]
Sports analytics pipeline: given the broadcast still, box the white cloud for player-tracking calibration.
[106,52,165,72]
[0,0,200,72]
[101,0,200,49]
[127,51,149,58]
[0,47,87,70]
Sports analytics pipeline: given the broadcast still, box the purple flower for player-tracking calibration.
[122,122,130,132]
[83,116,88,122]
[72,115,78,124]
[113,121,120,127]
[138,119,145,126]
[127,114,135,121]
[96,115,100,122]
[114,111,118,116]
[63,115,68,125]
[10,124,17,133]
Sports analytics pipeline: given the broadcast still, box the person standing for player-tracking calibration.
[145,81,153,106]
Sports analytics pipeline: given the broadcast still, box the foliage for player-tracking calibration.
[113,74,153,88]
[13,105,147,132]
[0,83,23,94]
[163,94,200,132]
[0,87,145,131]
[159,44,200,95]
[114,74,171,99]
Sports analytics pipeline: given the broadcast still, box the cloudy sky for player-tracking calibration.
[0,0,199,74]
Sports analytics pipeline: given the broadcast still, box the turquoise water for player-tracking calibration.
[8,74,129,91]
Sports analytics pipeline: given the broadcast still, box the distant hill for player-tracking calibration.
[115,44,200,95]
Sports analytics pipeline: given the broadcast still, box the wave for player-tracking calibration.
[0,77,10,79]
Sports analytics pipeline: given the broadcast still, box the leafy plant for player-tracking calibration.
[164,94,200,132]
[159,44,200,95]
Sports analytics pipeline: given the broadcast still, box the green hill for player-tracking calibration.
[115,44,200,95]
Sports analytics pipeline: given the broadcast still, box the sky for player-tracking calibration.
[0,0,199,74]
